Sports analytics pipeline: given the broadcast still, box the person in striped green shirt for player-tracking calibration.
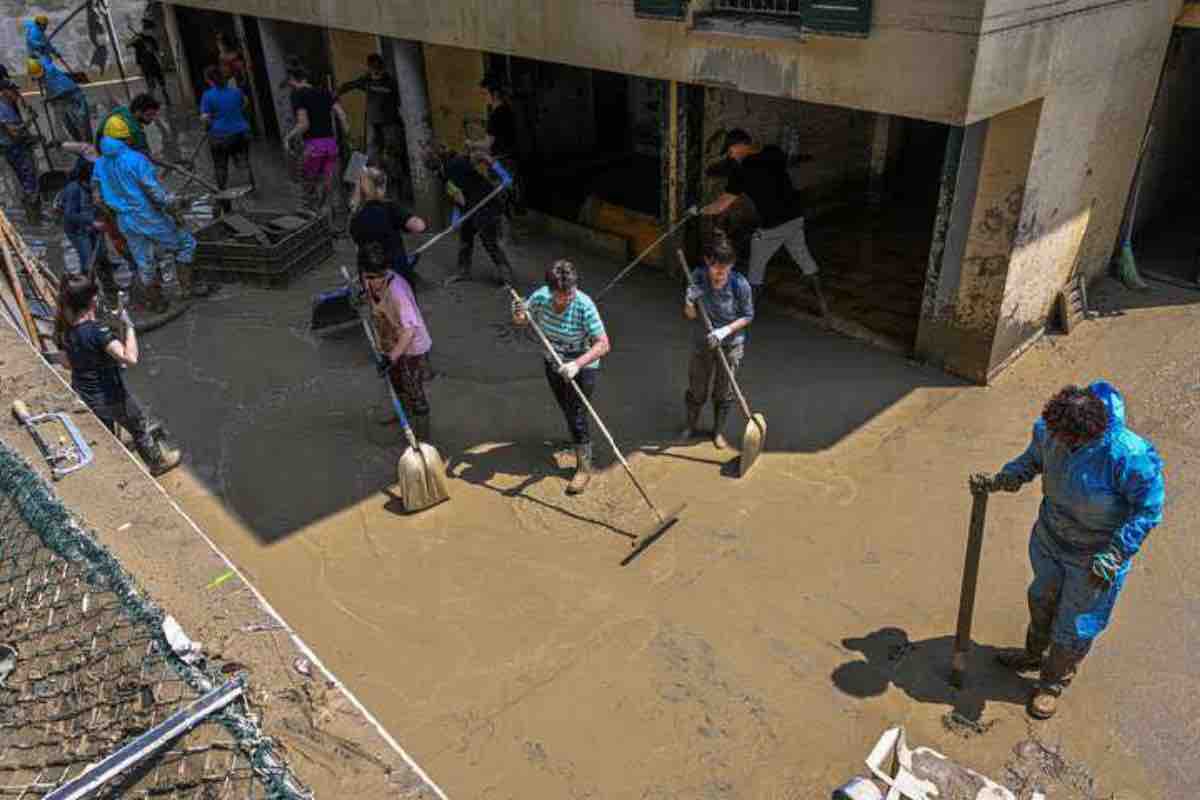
[512,260,611,495]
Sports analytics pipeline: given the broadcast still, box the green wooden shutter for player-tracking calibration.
[634,0,688,21]
[802,0,872,36]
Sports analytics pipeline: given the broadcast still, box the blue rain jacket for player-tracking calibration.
[62,160,97,236]
[93,136,175,240]
[1001,381,1164,570]
[24,20,61,61]
[39,58,79,100]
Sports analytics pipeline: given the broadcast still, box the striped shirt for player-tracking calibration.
[525,287,606,370]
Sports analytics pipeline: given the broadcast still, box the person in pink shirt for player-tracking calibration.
[364,262,433,439]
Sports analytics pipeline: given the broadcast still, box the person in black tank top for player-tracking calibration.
[55,276,182,476]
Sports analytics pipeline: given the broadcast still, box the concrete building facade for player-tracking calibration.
[155,0,1186,382]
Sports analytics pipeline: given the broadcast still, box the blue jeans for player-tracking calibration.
[66,231,104,275]
[1027,531,1128,657]
[118,217,196,286]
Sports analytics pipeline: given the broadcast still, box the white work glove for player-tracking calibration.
[119,307,134,328]
[510,297,527,318]
[685,286,704,304]
[686,205,701,218]
[707,325,732,349]
[558,360,581,381]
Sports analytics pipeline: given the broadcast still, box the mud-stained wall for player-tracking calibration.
[701,88,873,208]
[1134,27,1200,235]
[981,0,1181,376]
[327,29,378,149]
[423,43,484,153]
[165,0,984,124]
[2,0,148,82]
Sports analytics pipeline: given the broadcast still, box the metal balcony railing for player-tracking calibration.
[713,0,804,15]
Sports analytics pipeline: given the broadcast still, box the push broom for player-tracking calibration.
[509,286,683,549]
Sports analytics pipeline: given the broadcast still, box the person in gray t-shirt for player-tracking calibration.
[680,233,754,449]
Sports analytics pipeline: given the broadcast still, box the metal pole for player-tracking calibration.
[98,0,133,102]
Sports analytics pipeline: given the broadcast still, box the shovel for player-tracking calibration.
[358,290,449,512]
[509,286,683,549]
[675,250,767,477]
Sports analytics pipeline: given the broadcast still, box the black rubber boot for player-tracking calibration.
[712,405,731,450]
[138,438,182,477]
[679,403,702,442]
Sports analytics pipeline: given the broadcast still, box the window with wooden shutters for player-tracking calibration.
[634,0,689,20]
[801,0,872,36]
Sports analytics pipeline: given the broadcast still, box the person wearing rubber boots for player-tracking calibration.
[976,382,1164,720]
[362,255,433,439]
[444,147,514,287]
[54,276,181,476]
[511,260,610,495]
[680,233,754,449]
[93,135,203,313]
[27,56,92,145]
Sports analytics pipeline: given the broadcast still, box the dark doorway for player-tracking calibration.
[171,6,237,106]
[487,54,663,222]
[240,18,278,140]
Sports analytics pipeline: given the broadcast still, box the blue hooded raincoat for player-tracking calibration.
[24,20,61,62]
[1000,380,1164,651]
[94,137,195,281]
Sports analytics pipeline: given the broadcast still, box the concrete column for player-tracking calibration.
[392,39,456,222]
[160,3,195,110]
[866,113,891,207]
[255,19,295,145]
[915,101,1042,383]
[232,15,268,137]
[661,80,704,262]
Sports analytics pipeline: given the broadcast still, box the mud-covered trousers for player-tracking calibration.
[686,340,744,414]
[457,215,514,285]
[1023,530,1128,695]
[387,353,431,418]
[83,391,155,455]
[544,360,596,445]
[3,142,38,195]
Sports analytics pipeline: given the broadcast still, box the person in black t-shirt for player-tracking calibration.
[349,166,427,284]
[54,276,181,476]
[476,74,523,216]
[702,129,823,310]
[127,19,170,106]
[443,148,515,287]
[283,65,348,214]
[336,54,401,164]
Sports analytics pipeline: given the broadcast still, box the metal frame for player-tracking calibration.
[714,0,804,15]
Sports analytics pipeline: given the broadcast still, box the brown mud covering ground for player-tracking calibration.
[62,212,1190,800]
[0,323,442,799]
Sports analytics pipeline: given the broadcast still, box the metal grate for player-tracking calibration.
[714,0,804,15]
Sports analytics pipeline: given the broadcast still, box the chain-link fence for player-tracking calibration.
[0,443,311,799]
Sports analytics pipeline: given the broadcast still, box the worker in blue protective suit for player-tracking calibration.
[93,136,199,313]
[24,17,61,62]
[27,56,92,144]
[974,381,1164,720]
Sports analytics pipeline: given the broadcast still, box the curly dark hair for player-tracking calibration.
[1043,385,1108,443]
[546,259,578,293]
[703,230,736,266]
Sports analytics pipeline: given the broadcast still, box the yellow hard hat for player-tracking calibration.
[34,15,49,26]
[103,114,132,141]
[26,58,44,79]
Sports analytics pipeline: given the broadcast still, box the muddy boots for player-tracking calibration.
[138,437,182,477]
[566,443,593,495]
[996,627,1047,672]
[176,262,212,299]
[1027,645,1086,720]
[679,402,702,442]
[712,405,731,450]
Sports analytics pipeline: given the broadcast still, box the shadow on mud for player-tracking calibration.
[832,626,1034,722]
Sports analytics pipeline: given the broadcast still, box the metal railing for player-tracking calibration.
[713,0,804,15]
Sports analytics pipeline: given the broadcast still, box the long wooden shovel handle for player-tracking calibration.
[1,236,40,346]
[950,487,990,689]
[596,211,696,300]
[674,250,757,425]
[411,182,507,258]
[508,287,666,524]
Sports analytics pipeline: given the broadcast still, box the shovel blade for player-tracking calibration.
[397,442,451,512]
[310,286,358,332]
[737,413,767,478]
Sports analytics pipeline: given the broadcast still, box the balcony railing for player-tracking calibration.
[713,0,803,15]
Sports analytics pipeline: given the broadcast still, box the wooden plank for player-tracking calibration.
[0,236,41,346]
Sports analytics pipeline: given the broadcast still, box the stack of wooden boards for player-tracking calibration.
[0,209,60,356]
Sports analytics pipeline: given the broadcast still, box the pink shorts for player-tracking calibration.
[302,137,338,181]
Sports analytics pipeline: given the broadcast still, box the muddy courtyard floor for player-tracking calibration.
[78,190,1195,798]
